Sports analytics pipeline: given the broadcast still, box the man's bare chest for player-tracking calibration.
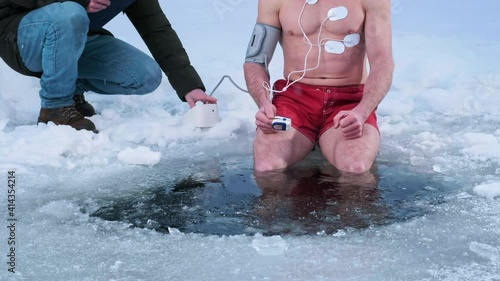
[279,0,365,38]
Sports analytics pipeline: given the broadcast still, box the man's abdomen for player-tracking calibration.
[281,41,367,86]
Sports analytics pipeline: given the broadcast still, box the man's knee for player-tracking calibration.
[51,2,89,35]
[133,61,162,95]
[335,160,372,174]
[254,158,287,174]
[53,1,89,24]
[253,138,288,173]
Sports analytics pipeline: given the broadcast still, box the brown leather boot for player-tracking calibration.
[73,94,96,117]
[38,105,98,133]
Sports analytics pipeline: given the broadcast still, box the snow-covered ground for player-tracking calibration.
[1,0,500,280]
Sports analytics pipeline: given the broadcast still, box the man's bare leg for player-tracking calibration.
[319,125,380,174]
[254,128,315,173]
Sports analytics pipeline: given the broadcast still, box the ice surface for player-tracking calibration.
[251,233,288,256]
[1,0,500,280]
[117,146,161,166]
[473,182,500,199]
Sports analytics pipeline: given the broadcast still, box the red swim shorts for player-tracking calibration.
[272,79,379,143]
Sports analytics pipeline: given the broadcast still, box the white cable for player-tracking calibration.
[208,4,355,98]
[209,75,248,96]
[306,33,361,50]
[262,1,330,95]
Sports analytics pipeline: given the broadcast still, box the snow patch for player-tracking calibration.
[473,182,500,199]
[469,241,500,263]
[462,133,498,146]
[251,234,288,256]
[461,144,500,160]
[117,146,161,165]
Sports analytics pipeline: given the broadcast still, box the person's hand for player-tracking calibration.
[87,0,111,13]
[333,109,365,139]
[255,102,277,134]
[185,89,217,108]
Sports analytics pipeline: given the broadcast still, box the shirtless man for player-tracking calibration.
[244,0,394,174]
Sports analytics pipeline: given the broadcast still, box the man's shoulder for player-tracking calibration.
[259,0,283,11]
[361,0,391,11]
[257,0,283,27]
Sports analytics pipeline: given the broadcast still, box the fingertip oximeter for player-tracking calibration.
[272,116,292,131]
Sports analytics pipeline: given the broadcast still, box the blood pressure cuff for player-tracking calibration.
[245,23,281,66]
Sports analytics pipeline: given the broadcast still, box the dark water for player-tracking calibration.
[91,155,457,236]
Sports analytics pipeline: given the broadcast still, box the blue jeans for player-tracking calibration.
[17,2,162,109]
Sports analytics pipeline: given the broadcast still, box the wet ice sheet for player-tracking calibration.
[91,155,457,236]
[1,175,499,281]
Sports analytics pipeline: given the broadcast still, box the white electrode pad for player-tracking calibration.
[306,0,318,4]
[328,6,348,21]
[343,33,360,47]
[324,40,346,54]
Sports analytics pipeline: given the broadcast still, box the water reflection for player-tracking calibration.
[91,159,452,236]
[252,166,388,235]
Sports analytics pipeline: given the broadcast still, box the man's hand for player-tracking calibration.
[333,109,365,140]
[185,89,218,108]
[255,102,277,134]
[87,0,111,13]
